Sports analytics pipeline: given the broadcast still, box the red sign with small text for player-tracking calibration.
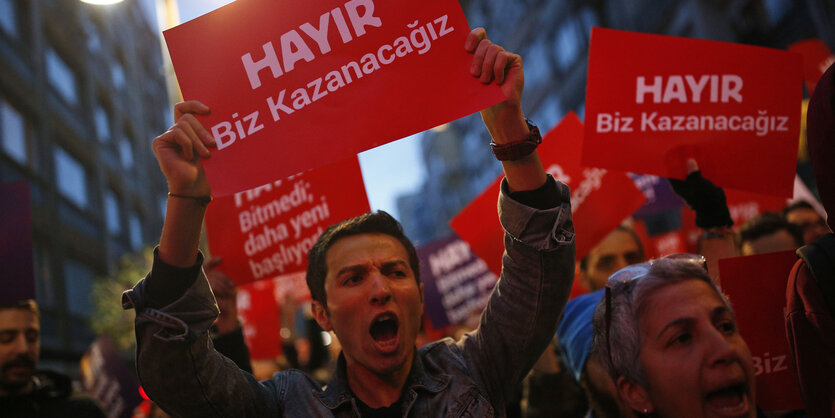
[719,251,803,411]
[583,28,802,197]
[237,279,282,360]
[205,157,369,285]
[164,0,504,196]
[451,113,646,275]
[788,39,834,94]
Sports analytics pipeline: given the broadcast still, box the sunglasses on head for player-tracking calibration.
[603,253,707,373]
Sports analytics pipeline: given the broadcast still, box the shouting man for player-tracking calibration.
[123,28,575,416]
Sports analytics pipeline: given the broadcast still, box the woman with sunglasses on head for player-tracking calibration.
[591,256,761,418]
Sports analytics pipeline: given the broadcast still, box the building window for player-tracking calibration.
[119,137,134,169]
[112,62,125,89]
[46,49,79,105]
[63,259,94,316]
[129,212,142,250]
[532,96,563,132]
[523,40,551,87]
[0,0,16,36]
[94,106,110,142]
[33,246,56,309]
[54,147,88,208]
[1,99,27,164]
[763,0,792,26]
[554,21,581,71]
[104,190,121,235]
[84,18,101,52]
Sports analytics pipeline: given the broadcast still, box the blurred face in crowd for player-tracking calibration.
[620,280,756,418]
[580,229,643,291]
[740,229,798,256]
[0,308,40,395]
[785,207,830,244]
[312,233,424,382]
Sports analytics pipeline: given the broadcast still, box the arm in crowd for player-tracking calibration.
[668,158,737,284]
[456,28,576,410]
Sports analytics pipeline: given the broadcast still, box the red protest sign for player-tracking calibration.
[719,250,804,411]
[788,39,834,94]
[205,157,370,285]
[237,279,282,360]
[583,28,802,198]
[450,113,646,275]
[164,0,504,196]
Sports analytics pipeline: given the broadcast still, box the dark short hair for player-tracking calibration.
[306,211,420,308]
[0,299,39,317]
[579,225,645,272]
[739,212,803,248]
[782,200,816,217]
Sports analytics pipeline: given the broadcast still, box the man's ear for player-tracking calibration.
[311,300,332,332]
[617,376,654,415]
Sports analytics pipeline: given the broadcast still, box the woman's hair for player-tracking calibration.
[590,258,731,387]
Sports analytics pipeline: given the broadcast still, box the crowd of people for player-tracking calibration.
[2,25,834,418]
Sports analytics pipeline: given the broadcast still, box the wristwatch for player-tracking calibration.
[490,119,542,161]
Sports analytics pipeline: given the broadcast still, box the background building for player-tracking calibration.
[398,0,830,244]
[0,0,169,373]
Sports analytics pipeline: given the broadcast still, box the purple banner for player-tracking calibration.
[0,181,35,304]
[417,235,497,328]
[630,174,685,216]
[80,335,142,418]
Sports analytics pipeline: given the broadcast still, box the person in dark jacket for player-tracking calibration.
[0,299,106,417]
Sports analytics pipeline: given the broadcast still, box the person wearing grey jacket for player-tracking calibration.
[123,28,575,417]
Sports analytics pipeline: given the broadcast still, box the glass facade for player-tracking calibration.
[54,147,88,209]
[1,99,26,164]
[46,49,79,105]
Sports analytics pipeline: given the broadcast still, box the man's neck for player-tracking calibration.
[345,354,414,408]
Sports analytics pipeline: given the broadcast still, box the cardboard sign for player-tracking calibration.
[205,157,370,285]
[788,39,834,94]
[417,235,497,328]
[0,181,35,304]
[451,113,646,275]
[164,0,504,196]
[80,335,142,418]
[718,251,804,411]
[583,28,802,197]
[237,279,282,360]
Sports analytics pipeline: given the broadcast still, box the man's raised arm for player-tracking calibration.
[154,100,215,267]
[466,28,547,193]
[459,28,575,411]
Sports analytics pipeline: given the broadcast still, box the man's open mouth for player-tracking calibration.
[370,313,399,349]
[705,383,750,417]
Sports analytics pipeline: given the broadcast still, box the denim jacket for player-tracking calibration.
[122,177,575,417]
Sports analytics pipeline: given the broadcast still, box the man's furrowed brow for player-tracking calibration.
[335,264,370,278]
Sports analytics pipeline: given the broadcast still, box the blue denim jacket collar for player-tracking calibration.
[316,349,450,411]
